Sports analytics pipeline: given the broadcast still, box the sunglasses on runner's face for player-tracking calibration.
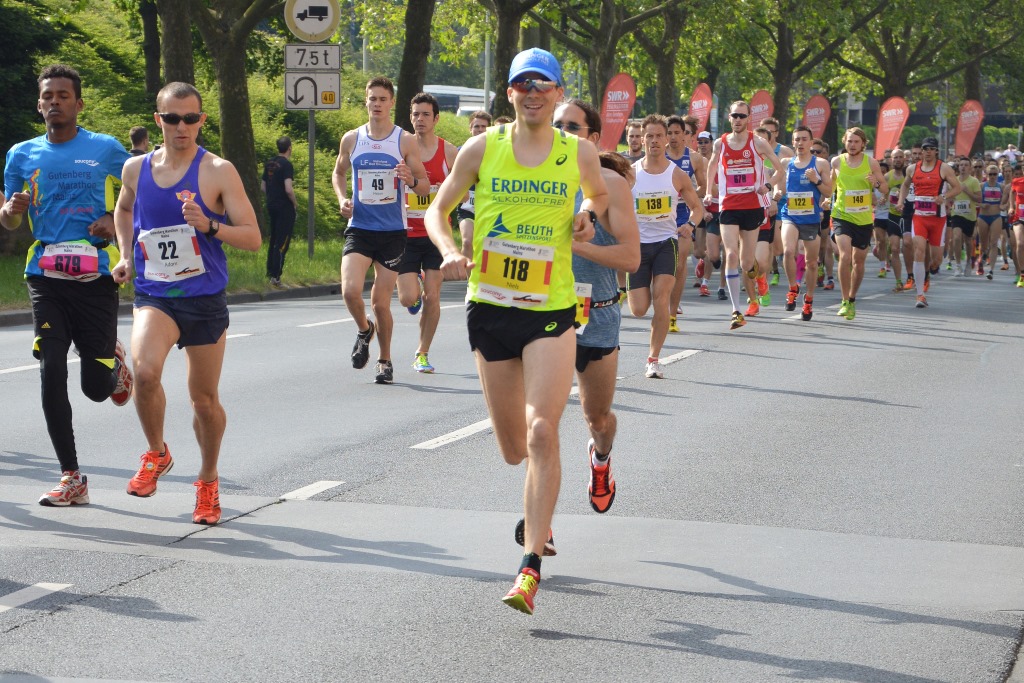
[158,112,203,125]
[811,149,824,154]
[922,146,937,151]
[988,172,998,176]
[730,112,748,119]
[552,121,588,133]
[510,79,559,93]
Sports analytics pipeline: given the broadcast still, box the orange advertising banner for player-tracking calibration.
[874,97,910,159]
[749,90,773,129]
[598,73,637,152]
[688,83,713,149]
[802,94,831,139]
[954,100,985,157]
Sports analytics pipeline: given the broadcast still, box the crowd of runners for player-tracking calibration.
[4,51,1024,617]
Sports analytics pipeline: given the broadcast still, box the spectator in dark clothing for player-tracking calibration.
[262,136,297,286]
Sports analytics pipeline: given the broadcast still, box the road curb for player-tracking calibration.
[0,281,348,329]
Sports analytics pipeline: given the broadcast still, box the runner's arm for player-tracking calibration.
[896,164,915,210]
[575,139,608,243]
[693,153,707,198]
[940,165,961,202]
[332,132,355,217]
[674,166,704,230]
[400,133,430,197]
[201,158,262,252]
[869,159,888,197]
[704,141,721,204]
[425,134,485,278]
[111,157,142,283]
[571,172,640,272]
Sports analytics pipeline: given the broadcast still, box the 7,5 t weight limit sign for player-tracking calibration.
[285,44,341,71]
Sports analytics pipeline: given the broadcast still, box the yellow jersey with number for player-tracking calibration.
[469,125,580,310]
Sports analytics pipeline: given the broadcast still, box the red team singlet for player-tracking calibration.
[717,133,769,212]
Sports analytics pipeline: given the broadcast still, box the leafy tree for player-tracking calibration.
[394,0,438,130]
[479,0,546,118]
[832,0,1016,101]
[531,0,684,107]
[187,0,284,223]
[631,3,688,115]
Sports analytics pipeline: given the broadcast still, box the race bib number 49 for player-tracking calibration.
[358,168,398,205]
[476,237,554,308]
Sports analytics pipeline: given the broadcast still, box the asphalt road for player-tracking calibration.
[1,262,1022,682]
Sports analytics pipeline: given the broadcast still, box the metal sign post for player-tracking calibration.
[283,0,341,258]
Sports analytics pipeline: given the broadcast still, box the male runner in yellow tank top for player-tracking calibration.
[425,48,607,616]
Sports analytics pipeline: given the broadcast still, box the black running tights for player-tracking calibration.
[38,338,114,472]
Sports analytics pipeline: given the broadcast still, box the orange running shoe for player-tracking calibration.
[745,301,760,317]
[756,275,769,297]
[126,445,174,497]
[903,276,916,291]
[801,296,813,321]
[785,286,799,311]
[502,567,540,615]
[923,277,930,293]
[39,471,90,507]
[193,478,221,525]
[699,283,710,297]
[587,439,616,513]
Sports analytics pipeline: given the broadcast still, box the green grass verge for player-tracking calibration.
[0,238,346,311]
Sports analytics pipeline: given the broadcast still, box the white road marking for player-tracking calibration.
[411,418,492,450]
[662,349,701,364]
[299,304,465,328]
[0,582,72,614]
[412,350,701,450]
[226,333,251,339]
[0,358,79,375]
[861,293,886,300]
[299,317,352,328]
[279,480,345,501]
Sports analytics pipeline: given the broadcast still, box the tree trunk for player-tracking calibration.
[203,39,263,225]
[654,52,676,116]
[771,23,794,135]
[491,3,524,120]
[140,0,160,95]
[157,0,194,87]
[395,0,436,132]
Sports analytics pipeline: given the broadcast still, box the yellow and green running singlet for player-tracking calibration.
[469,125,580,310]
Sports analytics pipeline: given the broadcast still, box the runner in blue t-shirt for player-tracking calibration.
[1,64,135,508]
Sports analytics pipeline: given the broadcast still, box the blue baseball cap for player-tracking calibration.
[508,48,563,86]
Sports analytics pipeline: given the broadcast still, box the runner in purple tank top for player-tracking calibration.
[112,81,261,526]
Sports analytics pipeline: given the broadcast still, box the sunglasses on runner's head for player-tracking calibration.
[730,112,748,119]
[510,79,559,93]
[552,121,588,133]
[158,112,203,125]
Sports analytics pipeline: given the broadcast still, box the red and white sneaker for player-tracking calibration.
[110,339,133,406]
[39,471,90,507]
[699,283,711,297]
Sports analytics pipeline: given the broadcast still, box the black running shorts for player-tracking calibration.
[343,227,407,272]
[467,302,577,362]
